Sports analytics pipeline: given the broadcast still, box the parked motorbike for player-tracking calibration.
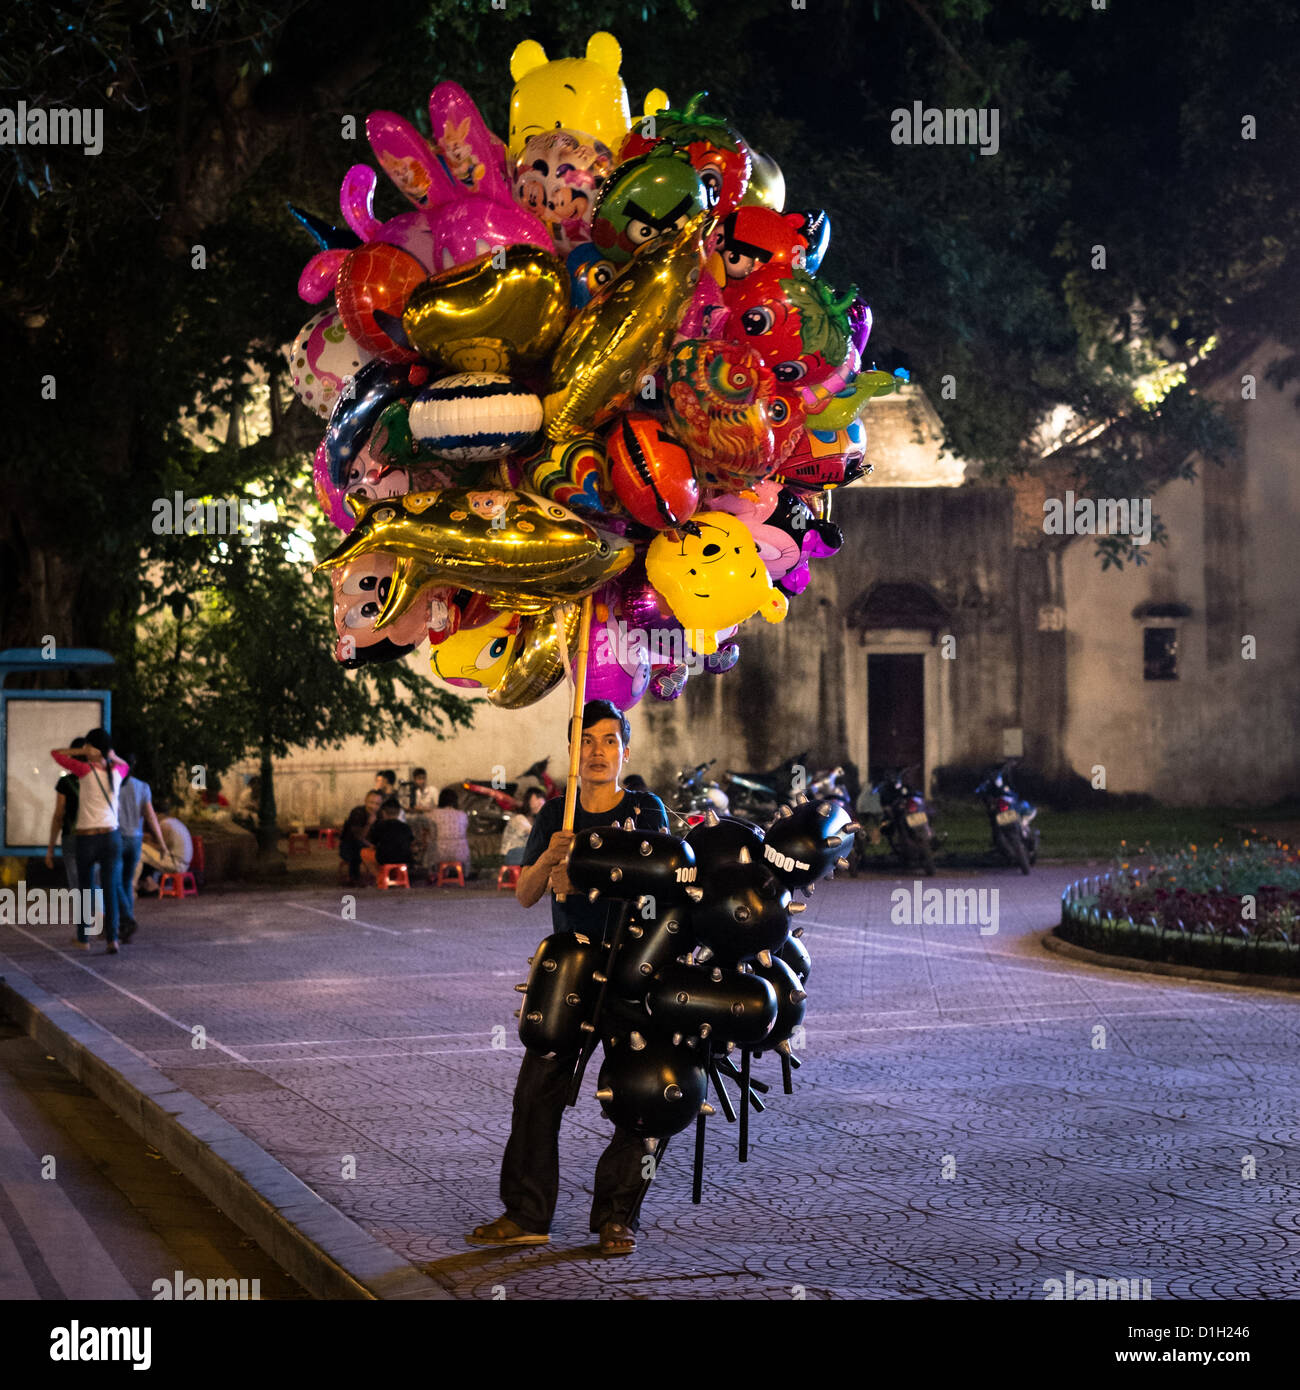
[975,759,1039,875]
[723,750,811,826]
[460,757,558,836]
[871,765,938,875]
[671,760,731,827]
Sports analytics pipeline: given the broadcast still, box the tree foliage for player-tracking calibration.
[2,0,1297,685]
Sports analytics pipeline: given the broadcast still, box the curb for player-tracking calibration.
[0,966,453,1300]
[1041,929,1300,994]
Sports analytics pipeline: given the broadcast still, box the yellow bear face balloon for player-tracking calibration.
[508,31,666,159]
[646,511,789,655]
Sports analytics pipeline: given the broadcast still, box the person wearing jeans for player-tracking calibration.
[52,729,128,953]
[115,762,165,943]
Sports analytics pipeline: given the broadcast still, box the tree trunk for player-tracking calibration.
[256,743,285,872]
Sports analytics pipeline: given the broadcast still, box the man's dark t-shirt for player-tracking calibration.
[55,773,79,836]
[523,790,670,938]
[369,818,414,865]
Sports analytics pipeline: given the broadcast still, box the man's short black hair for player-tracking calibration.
[376,769,397,784]
[381,797,402,814]
[84,727,112,756]
[573,699,630,746]
[412,767,427,778]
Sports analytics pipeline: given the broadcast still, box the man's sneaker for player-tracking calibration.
[106,942,119,955]
[121,918,137,943]
[70,939,88,950]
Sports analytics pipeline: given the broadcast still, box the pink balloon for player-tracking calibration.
[313,439,355,532]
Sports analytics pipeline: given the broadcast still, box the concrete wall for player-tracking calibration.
[1059,342,1300,803]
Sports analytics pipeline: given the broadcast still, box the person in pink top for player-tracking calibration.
[51,728,129,953]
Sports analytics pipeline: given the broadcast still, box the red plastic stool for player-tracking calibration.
[318,827,340,849]
[288,832,311,855]
[496,864,521,890]
[377,863,410,890]
[435,861,466,888]
[160,870,198,898]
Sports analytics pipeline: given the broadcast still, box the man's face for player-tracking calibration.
[414,773,426,787]
[579,718,629,789]
[365,792,382,815]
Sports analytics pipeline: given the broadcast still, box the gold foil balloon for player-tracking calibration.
[315,487,633,618]
[402,245,570,373]
[739,147,786,211]
[488,602,582,708]
[542,210,711,440]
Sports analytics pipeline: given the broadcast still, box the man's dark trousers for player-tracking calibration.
[500,1049,662,1235]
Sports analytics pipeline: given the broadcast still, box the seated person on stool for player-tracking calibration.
[500,787,546,866]
[369,797,414,868]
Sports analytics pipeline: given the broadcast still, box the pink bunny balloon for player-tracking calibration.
[420,81,554,271]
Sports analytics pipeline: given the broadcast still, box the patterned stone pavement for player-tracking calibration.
[2,865,1299,1300]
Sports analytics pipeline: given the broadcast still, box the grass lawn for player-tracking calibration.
[922,800,1300,865]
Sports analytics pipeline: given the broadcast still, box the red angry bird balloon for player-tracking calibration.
[719,207,810,281]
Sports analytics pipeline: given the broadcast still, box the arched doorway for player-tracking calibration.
[845,582,953,789]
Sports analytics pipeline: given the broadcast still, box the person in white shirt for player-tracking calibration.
[138,797,194,892]
[51,728,128,952]
[500,787,546,866]
[410,767,438,812]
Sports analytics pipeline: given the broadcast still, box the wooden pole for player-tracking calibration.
[556,593,594,899]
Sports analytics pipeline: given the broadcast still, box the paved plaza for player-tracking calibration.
[2,867,1298,1299]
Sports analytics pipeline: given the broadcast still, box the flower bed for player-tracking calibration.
[1057,839,1300,978]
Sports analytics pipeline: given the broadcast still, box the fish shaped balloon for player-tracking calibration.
[315,488,633,620]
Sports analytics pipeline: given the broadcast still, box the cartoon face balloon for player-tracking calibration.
[719,207,810,281]
[513,130,614,258]
[591,147,708,267]
[332,555,432,667]
[722,267,855,388]
[619,91,752,217]
[508,30,665,157]
[645,511,789,655]
[430,609,522,689]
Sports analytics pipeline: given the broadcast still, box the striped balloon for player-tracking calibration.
[408,373,543,462]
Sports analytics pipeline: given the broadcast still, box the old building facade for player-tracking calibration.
[242,341,1298,822]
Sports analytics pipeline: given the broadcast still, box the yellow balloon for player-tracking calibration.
[739,147,786,211]
[488,602,582,709]
[508,31,663,158]
[402,246,570,374]
[430,610,522,689]
[315,488,633,618]
[646,511,789,656]
[543,210,710,441]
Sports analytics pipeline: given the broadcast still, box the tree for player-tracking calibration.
[110,456,474,859]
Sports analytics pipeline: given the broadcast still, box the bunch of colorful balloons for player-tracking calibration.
[288,31,900,704]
